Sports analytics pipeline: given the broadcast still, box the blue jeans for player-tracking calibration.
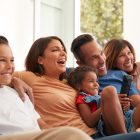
[96,109,134,136]
[124,109,134,132]
[91,131,104,139]
[96,132,140,140]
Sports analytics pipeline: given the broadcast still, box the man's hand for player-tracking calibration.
[118,94,132,112]
[11,77,34,103]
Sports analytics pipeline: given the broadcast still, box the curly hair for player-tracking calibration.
[68,66,96,90]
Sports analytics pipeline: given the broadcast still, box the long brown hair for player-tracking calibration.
[103,38,136,73]
[25,36,66,79]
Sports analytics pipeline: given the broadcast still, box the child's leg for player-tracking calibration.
[132,103,140,130]
[101,86,127,135]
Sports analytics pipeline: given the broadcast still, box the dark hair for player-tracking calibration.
[71,34,94,62]
[0,35,9,45]
[25,36,66,76]
[103,38,136,71]
[68,66,96,90]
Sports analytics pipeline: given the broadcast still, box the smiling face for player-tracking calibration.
[38,39,67,79]
[0,44,14,86]
[79,41,107,76]
[79,71,99,95]
[115,46,134,72]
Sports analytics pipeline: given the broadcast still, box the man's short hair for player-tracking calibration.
[71,34,94,60]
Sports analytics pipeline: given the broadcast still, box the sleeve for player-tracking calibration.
[12,71,23,80]
[129,82,139,96]
[76,95,86,104]
[13,71,36,87]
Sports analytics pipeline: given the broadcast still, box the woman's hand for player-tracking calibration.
[118,94,132,112]
[11,77,34,103]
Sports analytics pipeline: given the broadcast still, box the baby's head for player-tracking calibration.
[68,66,99,95]
[0,36,14,86]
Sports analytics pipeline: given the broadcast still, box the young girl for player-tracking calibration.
[0,38,41,134]
[68,66,106,135]
[68,65,140,136]
[68,66,100,113]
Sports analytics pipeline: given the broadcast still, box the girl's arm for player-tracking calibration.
[78,104,101,128]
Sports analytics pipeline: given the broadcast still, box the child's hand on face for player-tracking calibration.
[0,74,12,86]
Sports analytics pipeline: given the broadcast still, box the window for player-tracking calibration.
[80,0,123,46]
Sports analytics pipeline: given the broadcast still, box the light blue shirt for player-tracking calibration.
[98,70,138,96]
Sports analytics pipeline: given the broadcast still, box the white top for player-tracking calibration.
[0,86,41,134]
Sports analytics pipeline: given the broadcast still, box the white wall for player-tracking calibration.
[0,0,34,40]
[40,0,75,67]
[0,0,75,70]
[1,0,139,70]
[40,0,63,37]
[61,0,76,67]
[124,0,140,62]
[0,0,34,70]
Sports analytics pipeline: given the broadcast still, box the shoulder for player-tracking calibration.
[13,71,38,86]
[99,70,127,86]
[0,86,20,100]
[101,70,126,79]
[4,85,17,93]
[76,94,85,104]
[108,69,127,75]
[13,71,36,77]
[0,86,16,93]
